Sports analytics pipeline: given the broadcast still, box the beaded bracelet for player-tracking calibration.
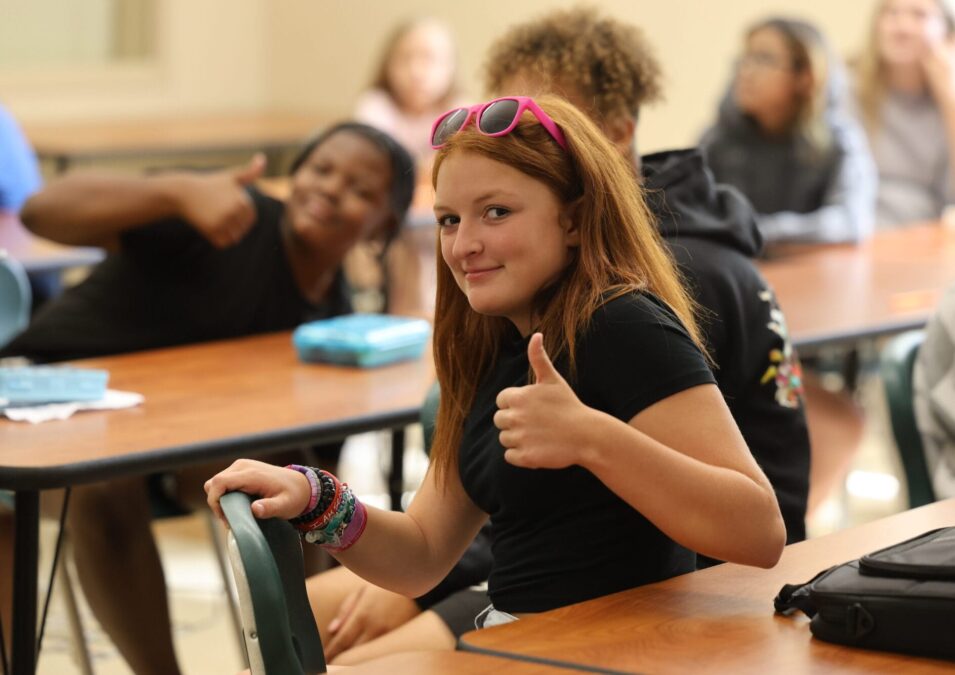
[324,499,367,553]
[285,464,321,514]
[283,466,368,552]
[289,470,337,525]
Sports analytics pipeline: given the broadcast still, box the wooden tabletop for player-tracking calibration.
[460,499,955,674]
[0,331,434,490]
[759,223,955,347]
[0,212,103,274]
[22,111,323,163]
[343,650,573,674]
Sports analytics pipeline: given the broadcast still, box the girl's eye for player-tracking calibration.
[485,206,510,220]
[436,214,460,228]
[351,185,376,201]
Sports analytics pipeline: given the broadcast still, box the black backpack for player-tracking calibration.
[774,527,955,661]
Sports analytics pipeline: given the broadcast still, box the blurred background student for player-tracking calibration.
[854,0,955,226]
[0,103,42,215]
[355,16,462,169]
[701,17,879,516]
[701,17,876,246]
[0,125,414,675]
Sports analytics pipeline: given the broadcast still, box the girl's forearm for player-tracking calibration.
[579,410,785,568]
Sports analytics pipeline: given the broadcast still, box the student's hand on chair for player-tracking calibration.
[325,582,421,660]
[494,333,599,470]
[204,458,310,523]
[176,153,267,248]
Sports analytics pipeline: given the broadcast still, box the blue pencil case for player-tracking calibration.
[0,366,109,406]
[292,314,431,368]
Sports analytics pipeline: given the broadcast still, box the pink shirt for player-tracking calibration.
[354,88,461,164]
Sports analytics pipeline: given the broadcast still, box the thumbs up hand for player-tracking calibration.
[176,153,267,248]
[494,333,595,470]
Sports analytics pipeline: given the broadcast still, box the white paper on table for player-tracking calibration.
[1,390,144,424]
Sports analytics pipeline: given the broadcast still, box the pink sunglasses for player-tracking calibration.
[430,96,568,151]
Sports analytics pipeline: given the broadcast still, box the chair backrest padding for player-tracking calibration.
[880,330,934,508]
[0,252,30,349]
[220,491,327,674]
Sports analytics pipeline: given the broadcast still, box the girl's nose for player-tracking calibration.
[451,220,483,259]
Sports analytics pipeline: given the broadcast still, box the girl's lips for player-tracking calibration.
[304,195,335,223]
[464,266,502,281]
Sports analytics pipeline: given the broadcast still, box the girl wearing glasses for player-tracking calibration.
[206,95,785,631]
[855,0,955,226]
[701,17,876,247]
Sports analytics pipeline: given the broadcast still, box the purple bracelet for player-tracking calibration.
[285,464,321,516]
[323,498,368,553]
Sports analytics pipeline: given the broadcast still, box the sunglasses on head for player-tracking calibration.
[430,96,568,151]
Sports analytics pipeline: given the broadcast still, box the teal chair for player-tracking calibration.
[880,330,935,508]
[0,250,30,349]
[219,382,440,674]
[221,491,327,675]
[421,382,440,455]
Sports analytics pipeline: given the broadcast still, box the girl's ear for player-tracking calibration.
[560,203,581,247]
[795,70,814,98]
[604,115,637,156]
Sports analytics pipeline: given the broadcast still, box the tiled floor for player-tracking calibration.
[34,377,908,674]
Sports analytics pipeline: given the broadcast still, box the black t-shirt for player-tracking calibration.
[1,189,350,363]
[458,292,716,613]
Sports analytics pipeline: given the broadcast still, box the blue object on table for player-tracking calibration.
[292,313,430,367]
[0,250,31,348]
[0,366,109,406]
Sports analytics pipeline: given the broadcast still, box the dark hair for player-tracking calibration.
[289,122,416,243]
[484,7,662,124]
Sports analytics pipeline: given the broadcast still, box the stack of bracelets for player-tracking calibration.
[285,464,367,552]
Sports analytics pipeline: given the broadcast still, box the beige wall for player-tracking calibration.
[2,0,881,152]
[0,0,268,121]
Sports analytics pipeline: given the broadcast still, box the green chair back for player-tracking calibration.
[880,330,935,508]
[0,251,31,349]
[221,491,326,675]
[421,382,440,456]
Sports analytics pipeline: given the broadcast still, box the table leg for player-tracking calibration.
[12,490,38,675]
[389,428,405,511]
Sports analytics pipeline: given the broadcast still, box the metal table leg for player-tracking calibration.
[389,428,406,511]
[11,490,38,675]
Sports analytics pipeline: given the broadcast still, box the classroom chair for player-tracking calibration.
[880,330,936,508]
[221,490,327,675]
[0,250,30,349]
[421,381,440,455]
[218,384,439,673]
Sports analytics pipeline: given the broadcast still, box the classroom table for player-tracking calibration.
[0,331,434,675]
[22,111,324,173]
[345,650,576,674]
[0,212,102,275]
[759,223,955,348]
[460,498,955,674]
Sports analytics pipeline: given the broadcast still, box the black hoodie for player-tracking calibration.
[644,148,810,548]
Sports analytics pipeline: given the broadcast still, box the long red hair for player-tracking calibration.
[428,95,704,485]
